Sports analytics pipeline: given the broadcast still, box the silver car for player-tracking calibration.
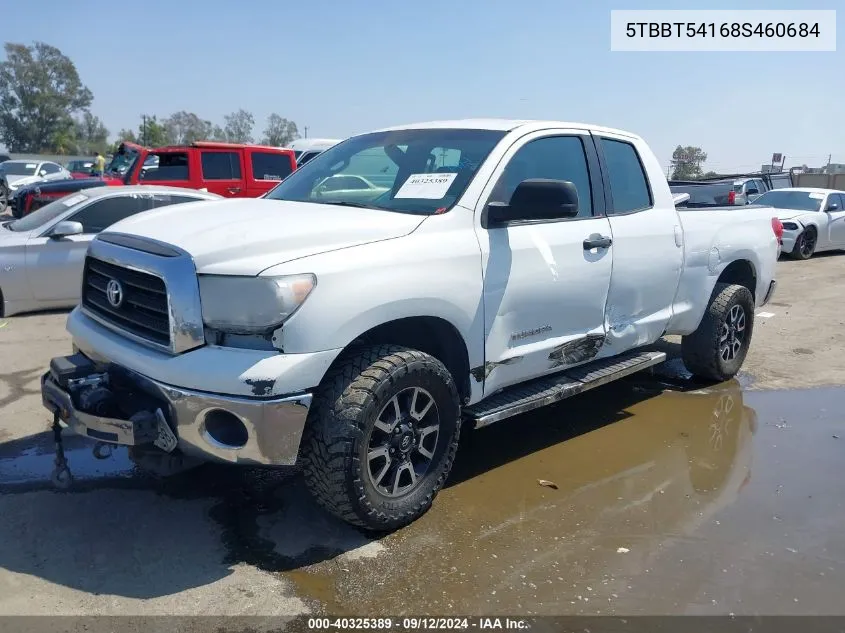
[0,185,221,317]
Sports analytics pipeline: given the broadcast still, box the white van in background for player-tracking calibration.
[287,138,342,166]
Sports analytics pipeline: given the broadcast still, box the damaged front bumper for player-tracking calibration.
[41,353,312,466]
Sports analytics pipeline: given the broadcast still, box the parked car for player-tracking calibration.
[0,154,10,164]
[0,186,221,316]
[753,187,845,259]
[0,159,71,189]
[287,138,342,166]
[40,119,780,529]
[0,160,72,212]
[66,160,95,178]
[9,141,296,217]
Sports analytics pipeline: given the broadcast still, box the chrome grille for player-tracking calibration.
[82,256,170,346]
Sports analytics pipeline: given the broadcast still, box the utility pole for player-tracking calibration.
[304,126,309,139]
[827,154,832,170]
[142,114,147,146]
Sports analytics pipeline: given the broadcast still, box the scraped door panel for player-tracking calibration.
[476,131,613,397]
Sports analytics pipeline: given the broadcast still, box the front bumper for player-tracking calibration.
[41,354,312,466]
[780,229,800,255]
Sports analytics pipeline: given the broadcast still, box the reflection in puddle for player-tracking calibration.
[0,435,136,489]
[286,379,760,615]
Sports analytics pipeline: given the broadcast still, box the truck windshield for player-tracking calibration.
[107,146,140,176]
[753,190,823,211]
[264,129,506,215]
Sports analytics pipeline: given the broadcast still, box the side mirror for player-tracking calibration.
[485,179,579,227]
[746,188,759,196]
[827,203,840,211]
[49,220,84,239]
[39,169,48,177]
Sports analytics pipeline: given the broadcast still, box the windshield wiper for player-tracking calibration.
[317,200,388,211]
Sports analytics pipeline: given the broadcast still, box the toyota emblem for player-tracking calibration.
[106,279,124,308]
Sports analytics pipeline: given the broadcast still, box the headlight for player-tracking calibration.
[198,273,316,334]
[782,222,799,230]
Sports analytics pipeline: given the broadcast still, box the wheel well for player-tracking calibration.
[718,260,757,300]
[338,317,471,402]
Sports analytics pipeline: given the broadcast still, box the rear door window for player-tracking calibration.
[251,151,294,181]
[201,151,242,180]
[599,138,652,214]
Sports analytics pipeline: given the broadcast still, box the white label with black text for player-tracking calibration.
[395,173,457,199]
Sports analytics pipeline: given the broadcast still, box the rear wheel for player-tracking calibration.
[301,345,461,531]
[682,283,755,382]
[0,182,8,213]
[789,227,817,260]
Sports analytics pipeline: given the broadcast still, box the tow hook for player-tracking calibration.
[50,410,73,489]
[92,442,114,460]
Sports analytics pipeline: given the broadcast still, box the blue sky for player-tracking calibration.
[3,0,842,172]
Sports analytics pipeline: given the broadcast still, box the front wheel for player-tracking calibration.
[789,227,817,260]
[682,283,755,382]
[301,345,461,531]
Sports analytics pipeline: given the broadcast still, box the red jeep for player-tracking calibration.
[12,141,296,216]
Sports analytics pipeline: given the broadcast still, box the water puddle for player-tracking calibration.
[1,375,843,615]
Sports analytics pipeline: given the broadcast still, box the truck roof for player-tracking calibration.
[374,118,639,139]
[153,141,293,152]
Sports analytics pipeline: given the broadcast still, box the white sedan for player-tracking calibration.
[0,159,71,188]
[753,188,845,259]
[0,185,221,317]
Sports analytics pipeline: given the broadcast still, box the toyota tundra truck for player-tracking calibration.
[40,119,780,530]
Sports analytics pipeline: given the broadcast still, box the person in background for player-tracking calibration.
[92,152,106,177]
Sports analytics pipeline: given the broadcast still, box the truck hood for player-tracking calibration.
[103,198,427,275]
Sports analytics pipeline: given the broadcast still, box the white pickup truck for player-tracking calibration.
[40,119,780,530]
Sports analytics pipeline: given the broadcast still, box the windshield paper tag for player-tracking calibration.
[809,192,825,199]
[62,194,87,207]
[395,173,457,199]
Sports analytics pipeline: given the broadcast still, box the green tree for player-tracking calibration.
[163,111,214,145]
[137,115,169,147]
[72,111,110,154]
[223,109,255,143]
[702,170,719,178]
[0,42,93,152]
[261,113,299,147]
[670,145,708,180]
[210,124,228,142]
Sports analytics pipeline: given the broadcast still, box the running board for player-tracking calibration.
[464,350,667,428]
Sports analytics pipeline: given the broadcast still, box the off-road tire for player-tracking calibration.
[300,345,461,531]
[788,227,817,260]
[681,283,755,382]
